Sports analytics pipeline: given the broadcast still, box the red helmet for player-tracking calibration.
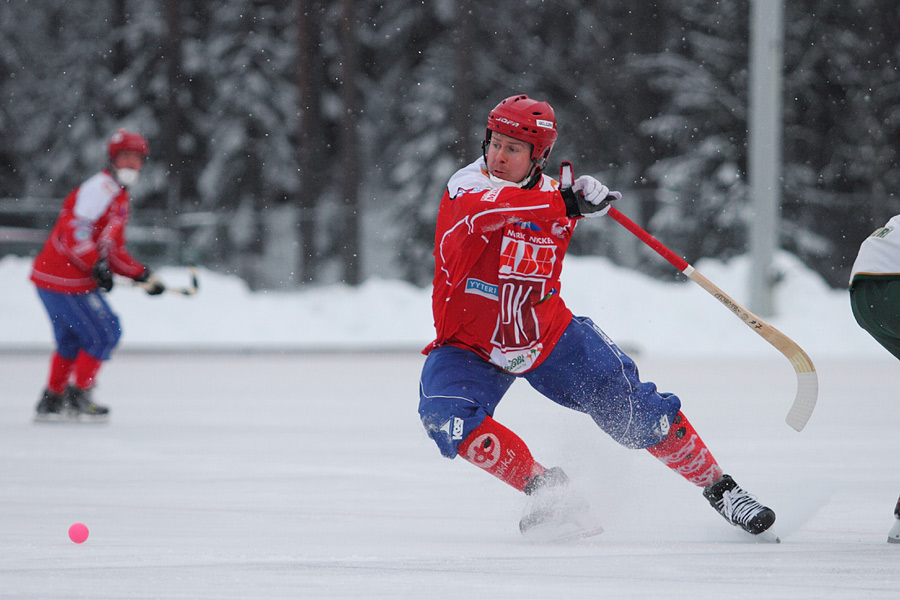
[485,94,558,165]
[108,128,149,161]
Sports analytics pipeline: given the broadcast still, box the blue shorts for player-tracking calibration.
[36,288,122,360]
[418,316,681,457]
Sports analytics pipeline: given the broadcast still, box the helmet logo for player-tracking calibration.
[536,119,554,129]
[496,117,520,127]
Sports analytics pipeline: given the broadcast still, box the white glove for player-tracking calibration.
[572,176,621,218]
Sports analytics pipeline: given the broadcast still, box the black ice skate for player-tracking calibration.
[703,474,776,537]
[65,385,110,422]
[887,494,900,544]
[33,389,67,423]
[519,467,602,542]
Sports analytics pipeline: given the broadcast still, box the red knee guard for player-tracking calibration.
[73,351,104,390]
[458,416,546,492]
[646,411,723,487]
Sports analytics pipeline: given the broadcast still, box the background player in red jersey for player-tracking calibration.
[30,128,164,422]
[418,94,777,539]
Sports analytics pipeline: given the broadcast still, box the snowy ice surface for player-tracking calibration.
[2,254,899,599]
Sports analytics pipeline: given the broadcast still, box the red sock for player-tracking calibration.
[646,412,723,487]
[458,416,546,492]
[73,351,104,390]
[47,352,76,395]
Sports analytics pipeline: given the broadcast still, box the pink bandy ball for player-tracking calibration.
[68,523,89,544]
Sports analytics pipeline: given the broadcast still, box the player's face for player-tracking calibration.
[486,132,533,183]
[113,150,145,171]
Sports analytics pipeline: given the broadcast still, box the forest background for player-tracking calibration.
[1,0,897,292]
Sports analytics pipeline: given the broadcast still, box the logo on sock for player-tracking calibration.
[464,433,501,468]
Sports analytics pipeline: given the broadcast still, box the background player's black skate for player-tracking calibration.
[33,389,66,423]
[64,385,110,422]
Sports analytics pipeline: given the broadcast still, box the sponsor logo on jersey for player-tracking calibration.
[73,224,92,242]
[482,187,503,203]
[872,226,894,239]
[465,278,499,300]
[453,185,488,199]
[505,228,554,246]
[515,221,542,232]
[551,222,569,238]
[489,343,544,374]
[499,236,557,277]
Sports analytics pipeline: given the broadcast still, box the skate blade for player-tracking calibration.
[522,521,604,543]
[71,412,110,424]
[33,413,69,424]
[521,511,604,543]
[33,412,109,424]
[752,529,781,544]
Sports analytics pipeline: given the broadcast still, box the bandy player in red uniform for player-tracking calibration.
[418,94,776,540]
[31,129,164,422]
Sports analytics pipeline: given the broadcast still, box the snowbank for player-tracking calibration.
[0,252,878,358]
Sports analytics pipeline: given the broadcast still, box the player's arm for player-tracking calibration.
[54,215,100,272]
[455,186,571,233]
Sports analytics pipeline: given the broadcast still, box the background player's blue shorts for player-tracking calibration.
[36,288,122,360]
[419,316,681,457]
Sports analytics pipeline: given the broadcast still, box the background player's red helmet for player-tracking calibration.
[108,129,149,161]
[485,94,558,165]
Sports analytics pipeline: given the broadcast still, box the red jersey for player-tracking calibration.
[31,170,145,294]
[425,159,578,373]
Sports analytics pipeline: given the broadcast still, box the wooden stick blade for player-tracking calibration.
[686,269,818,431]
[785,360,818,432]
